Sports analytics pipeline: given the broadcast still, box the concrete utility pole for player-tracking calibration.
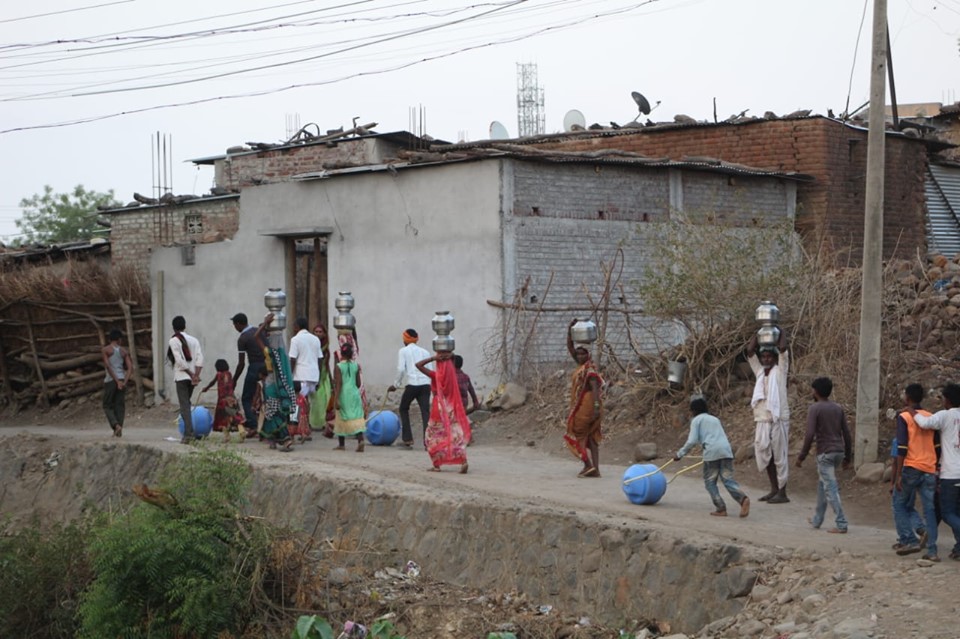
[855,0,887,467]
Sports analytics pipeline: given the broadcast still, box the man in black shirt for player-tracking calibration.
[232,313,266,436]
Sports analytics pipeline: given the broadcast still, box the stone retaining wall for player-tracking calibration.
[0,436,767,634]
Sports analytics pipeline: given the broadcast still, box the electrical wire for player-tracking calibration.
[0,0,665,135]
[1,0,625,100]
[842,0,870,120]
[0,1,135,25]
[3,0,534,99]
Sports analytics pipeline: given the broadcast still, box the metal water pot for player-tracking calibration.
[267,310,287,331]
[755,300,780,324]
[570,319,598,344]
[264,288,287,312]
[431,311,455,335]
[757,325,781,347]
[335,291,355,313]
[432,334,455,352]
[333,312,356,330]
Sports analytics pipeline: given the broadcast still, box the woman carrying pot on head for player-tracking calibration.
[563,318,604,478]
[332,341,366,452]
[415,351,471,474]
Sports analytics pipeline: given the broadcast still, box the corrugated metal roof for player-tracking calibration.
[926,163,960,258]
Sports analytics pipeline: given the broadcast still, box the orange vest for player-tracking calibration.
[899,410,937,474]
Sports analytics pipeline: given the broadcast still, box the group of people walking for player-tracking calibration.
[97,312,478,472]
[99,310,960,559]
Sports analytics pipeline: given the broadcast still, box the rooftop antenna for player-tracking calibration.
[562,109,586,132]
[489,121,510,140]
[517,62,545,137]
[629,90,660,122]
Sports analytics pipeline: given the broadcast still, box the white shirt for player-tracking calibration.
[288,328,323,382]
[394,343,432,387]
[169,331,203,382]
[914,407,960,479]
[748,350,790,421]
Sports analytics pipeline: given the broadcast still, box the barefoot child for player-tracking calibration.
[675,397,750,518]
[202,359,244,443]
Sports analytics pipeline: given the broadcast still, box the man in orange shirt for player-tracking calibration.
[892,383,941,559]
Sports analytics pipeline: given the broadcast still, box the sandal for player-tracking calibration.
[586,468,601,478]
[577,466,596,478]
[427,466,441,472]
[115,425,122,438]
[459,462,469,474]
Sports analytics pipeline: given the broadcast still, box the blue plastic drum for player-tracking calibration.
[177,406,213,439]
[365,410,400,446]
[622,463,668,505]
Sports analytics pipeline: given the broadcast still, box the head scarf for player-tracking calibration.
[402,330,418,345]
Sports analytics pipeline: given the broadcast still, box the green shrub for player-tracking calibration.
[78,448,268,639]
[0,517,94,639]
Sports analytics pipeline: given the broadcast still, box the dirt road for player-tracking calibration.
[3,405,959,638]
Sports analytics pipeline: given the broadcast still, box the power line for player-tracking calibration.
[0,0,665,135]
[5,0,533,100]
[0,1,136,25]
[843,0,870,119]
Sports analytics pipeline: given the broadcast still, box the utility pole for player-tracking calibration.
[855,0,887,468]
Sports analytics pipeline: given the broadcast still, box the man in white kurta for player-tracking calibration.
[747,332,790,503]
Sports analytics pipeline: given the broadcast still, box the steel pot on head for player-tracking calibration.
[266,310,286,332]
[431,311,455,335]
[757,325,781,347]
[264,288,287,312]
[433,334,455,353]
[570,319,598,344]
[335,291,355,313]
[333,312,356,330]
[755,300,780,324]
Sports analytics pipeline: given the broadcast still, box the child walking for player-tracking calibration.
[675,397,750,518]
[202,359,244,442]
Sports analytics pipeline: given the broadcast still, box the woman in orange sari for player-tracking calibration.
[563,318,603,477]
[415,351,471,474]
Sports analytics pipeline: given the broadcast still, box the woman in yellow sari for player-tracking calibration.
[563,318,603,477]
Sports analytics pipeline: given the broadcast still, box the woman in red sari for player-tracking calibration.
[415,351,471,474]
[563,319,603,478]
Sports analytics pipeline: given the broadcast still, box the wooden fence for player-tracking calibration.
[0,299,152,410]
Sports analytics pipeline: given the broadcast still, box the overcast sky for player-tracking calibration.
[1,0,958,243]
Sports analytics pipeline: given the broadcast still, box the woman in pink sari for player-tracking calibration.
[415,351,471,474]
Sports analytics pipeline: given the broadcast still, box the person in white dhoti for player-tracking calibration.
[747,330,790,503]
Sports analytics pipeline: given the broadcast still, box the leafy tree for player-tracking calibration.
[16,184,121,245]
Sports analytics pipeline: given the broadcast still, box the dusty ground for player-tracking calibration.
[2,386,959,638]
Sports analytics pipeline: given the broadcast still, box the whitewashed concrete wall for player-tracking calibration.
[152,160,504,402]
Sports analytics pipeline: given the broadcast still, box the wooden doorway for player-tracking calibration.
[290,236,329,331]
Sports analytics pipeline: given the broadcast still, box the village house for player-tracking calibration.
[125,127,807,399]
[95,109,959,401]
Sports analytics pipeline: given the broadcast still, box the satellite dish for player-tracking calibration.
[563,109,586,132]
[489,120,510,140]
[632,91,652,115]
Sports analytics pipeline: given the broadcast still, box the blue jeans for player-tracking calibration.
[241,362,265,430]
[893,466,938,554]
[939,478,960,555]
[702,458,746,512]
[811,452,848,531]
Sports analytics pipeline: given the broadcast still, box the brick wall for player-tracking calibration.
[109,197,240,270]
[506,161,794,366]
[214,138,400,190]
[535,118,928,261]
